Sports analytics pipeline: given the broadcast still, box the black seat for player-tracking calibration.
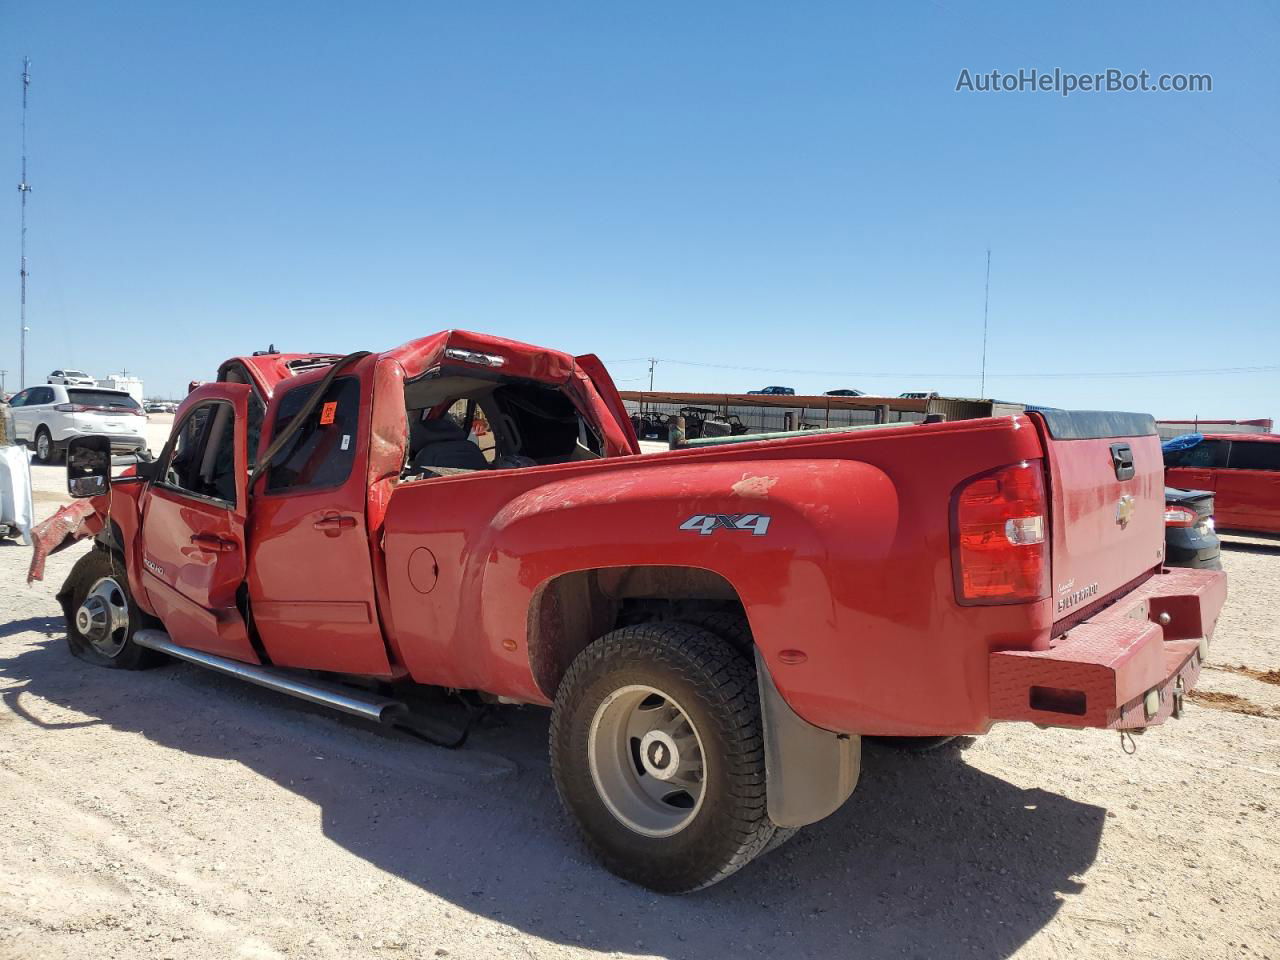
[411,417,490,471]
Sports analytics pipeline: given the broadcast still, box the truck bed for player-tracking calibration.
[380,409,1178,736]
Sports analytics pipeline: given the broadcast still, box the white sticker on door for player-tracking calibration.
[340,434,350,451]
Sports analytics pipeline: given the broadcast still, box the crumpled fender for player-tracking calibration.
[27,499,105,584]
[471,457,901,717]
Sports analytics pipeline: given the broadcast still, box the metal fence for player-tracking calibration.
[1156,419,1273,440]
[623,399,925,440]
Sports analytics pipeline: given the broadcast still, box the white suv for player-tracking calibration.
[48,369,96,386]
[3,384,148,463]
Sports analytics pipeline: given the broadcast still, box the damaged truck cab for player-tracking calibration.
[35,330,1227,893]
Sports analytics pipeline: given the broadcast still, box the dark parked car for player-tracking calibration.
[824,388,865,397]
[1163,487,1221,569]
[747,386,795,396]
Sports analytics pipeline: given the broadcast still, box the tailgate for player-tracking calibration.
[1031,410,1165,623]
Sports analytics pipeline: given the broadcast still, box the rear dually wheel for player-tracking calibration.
[550,622,780,893]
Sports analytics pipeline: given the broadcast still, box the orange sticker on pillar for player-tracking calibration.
[319,401,338,426]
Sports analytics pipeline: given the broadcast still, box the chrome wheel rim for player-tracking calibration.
[588,684,707,837]
[37,432,50,460]
[75,577,130,657]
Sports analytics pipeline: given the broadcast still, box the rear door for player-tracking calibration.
[4,389,30,440]
[1032,411,1166,621]
[1218,440,1280,533]
[246,361,394,676]
[1164,436,1228,493]
[10,386,53,441]
[138,383,257,661]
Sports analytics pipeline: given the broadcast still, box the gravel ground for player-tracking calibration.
[1,431,1278,960]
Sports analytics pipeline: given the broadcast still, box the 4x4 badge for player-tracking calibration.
[680,514,772,537]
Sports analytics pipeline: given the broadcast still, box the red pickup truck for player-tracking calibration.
[34,330,1226,893]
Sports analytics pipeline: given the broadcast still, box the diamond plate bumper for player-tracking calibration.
[988,567,1227,729]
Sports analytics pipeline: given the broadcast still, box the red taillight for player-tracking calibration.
[54,403,89,412]
[952,460,1049,604]
[1163,505,1197,527]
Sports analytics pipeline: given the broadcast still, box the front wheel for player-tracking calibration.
[59,549,165,670]
[549,623,779,893]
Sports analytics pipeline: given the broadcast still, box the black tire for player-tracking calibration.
[550,623,778,893]
[868,735,956,753]
[676,610,753,654]
[34,425,58,464]
[674,611,800,854]
[59,548,166,670]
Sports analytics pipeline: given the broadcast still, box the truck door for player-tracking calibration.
[246,361,394,676]
[138,383,258,662]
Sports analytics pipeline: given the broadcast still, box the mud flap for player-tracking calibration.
[755,650,860,829]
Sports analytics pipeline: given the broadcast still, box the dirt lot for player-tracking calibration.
[1,432,1278,959]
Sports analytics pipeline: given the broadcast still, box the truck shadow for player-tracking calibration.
[0,635,1103,960]
[1220,539,1280,556]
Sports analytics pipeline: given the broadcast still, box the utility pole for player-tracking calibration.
[979,248,991,398]
[18,57,32,390]
[0,369,7,394]
[648,358,656,391]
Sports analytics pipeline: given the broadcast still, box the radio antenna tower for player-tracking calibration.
[17,57,32,390]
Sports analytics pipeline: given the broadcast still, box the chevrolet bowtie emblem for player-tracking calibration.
[1115,494,1136,528]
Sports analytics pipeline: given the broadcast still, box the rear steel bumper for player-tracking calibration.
[988,567,1227,729]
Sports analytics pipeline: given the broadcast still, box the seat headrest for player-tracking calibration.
[414,416,467,443]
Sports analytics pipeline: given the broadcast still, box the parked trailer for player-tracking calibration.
[96,374,145,405]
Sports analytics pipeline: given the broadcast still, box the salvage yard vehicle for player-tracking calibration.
[1163,488,1221,569]
[1163,433,1280,535]
[31,330,1226,893]
[47,368,96,386]
[3,384,148,463]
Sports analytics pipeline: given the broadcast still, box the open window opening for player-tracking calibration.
[400,371,603,480]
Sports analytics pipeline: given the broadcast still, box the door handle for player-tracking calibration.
[190,533,239,553]
[313,514,357,532]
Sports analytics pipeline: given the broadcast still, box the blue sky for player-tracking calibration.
[1,2,1277,421]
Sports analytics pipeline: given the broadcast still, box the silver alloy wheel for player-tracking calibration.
[36,430,50,460]
[75,577,130,658]
[587,684,708,838]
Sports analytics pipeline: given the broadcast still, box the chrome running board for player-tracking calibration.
[132,629,406,723]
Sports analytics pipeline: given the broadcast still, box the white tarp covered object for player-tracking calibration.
[0,444,36,544]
